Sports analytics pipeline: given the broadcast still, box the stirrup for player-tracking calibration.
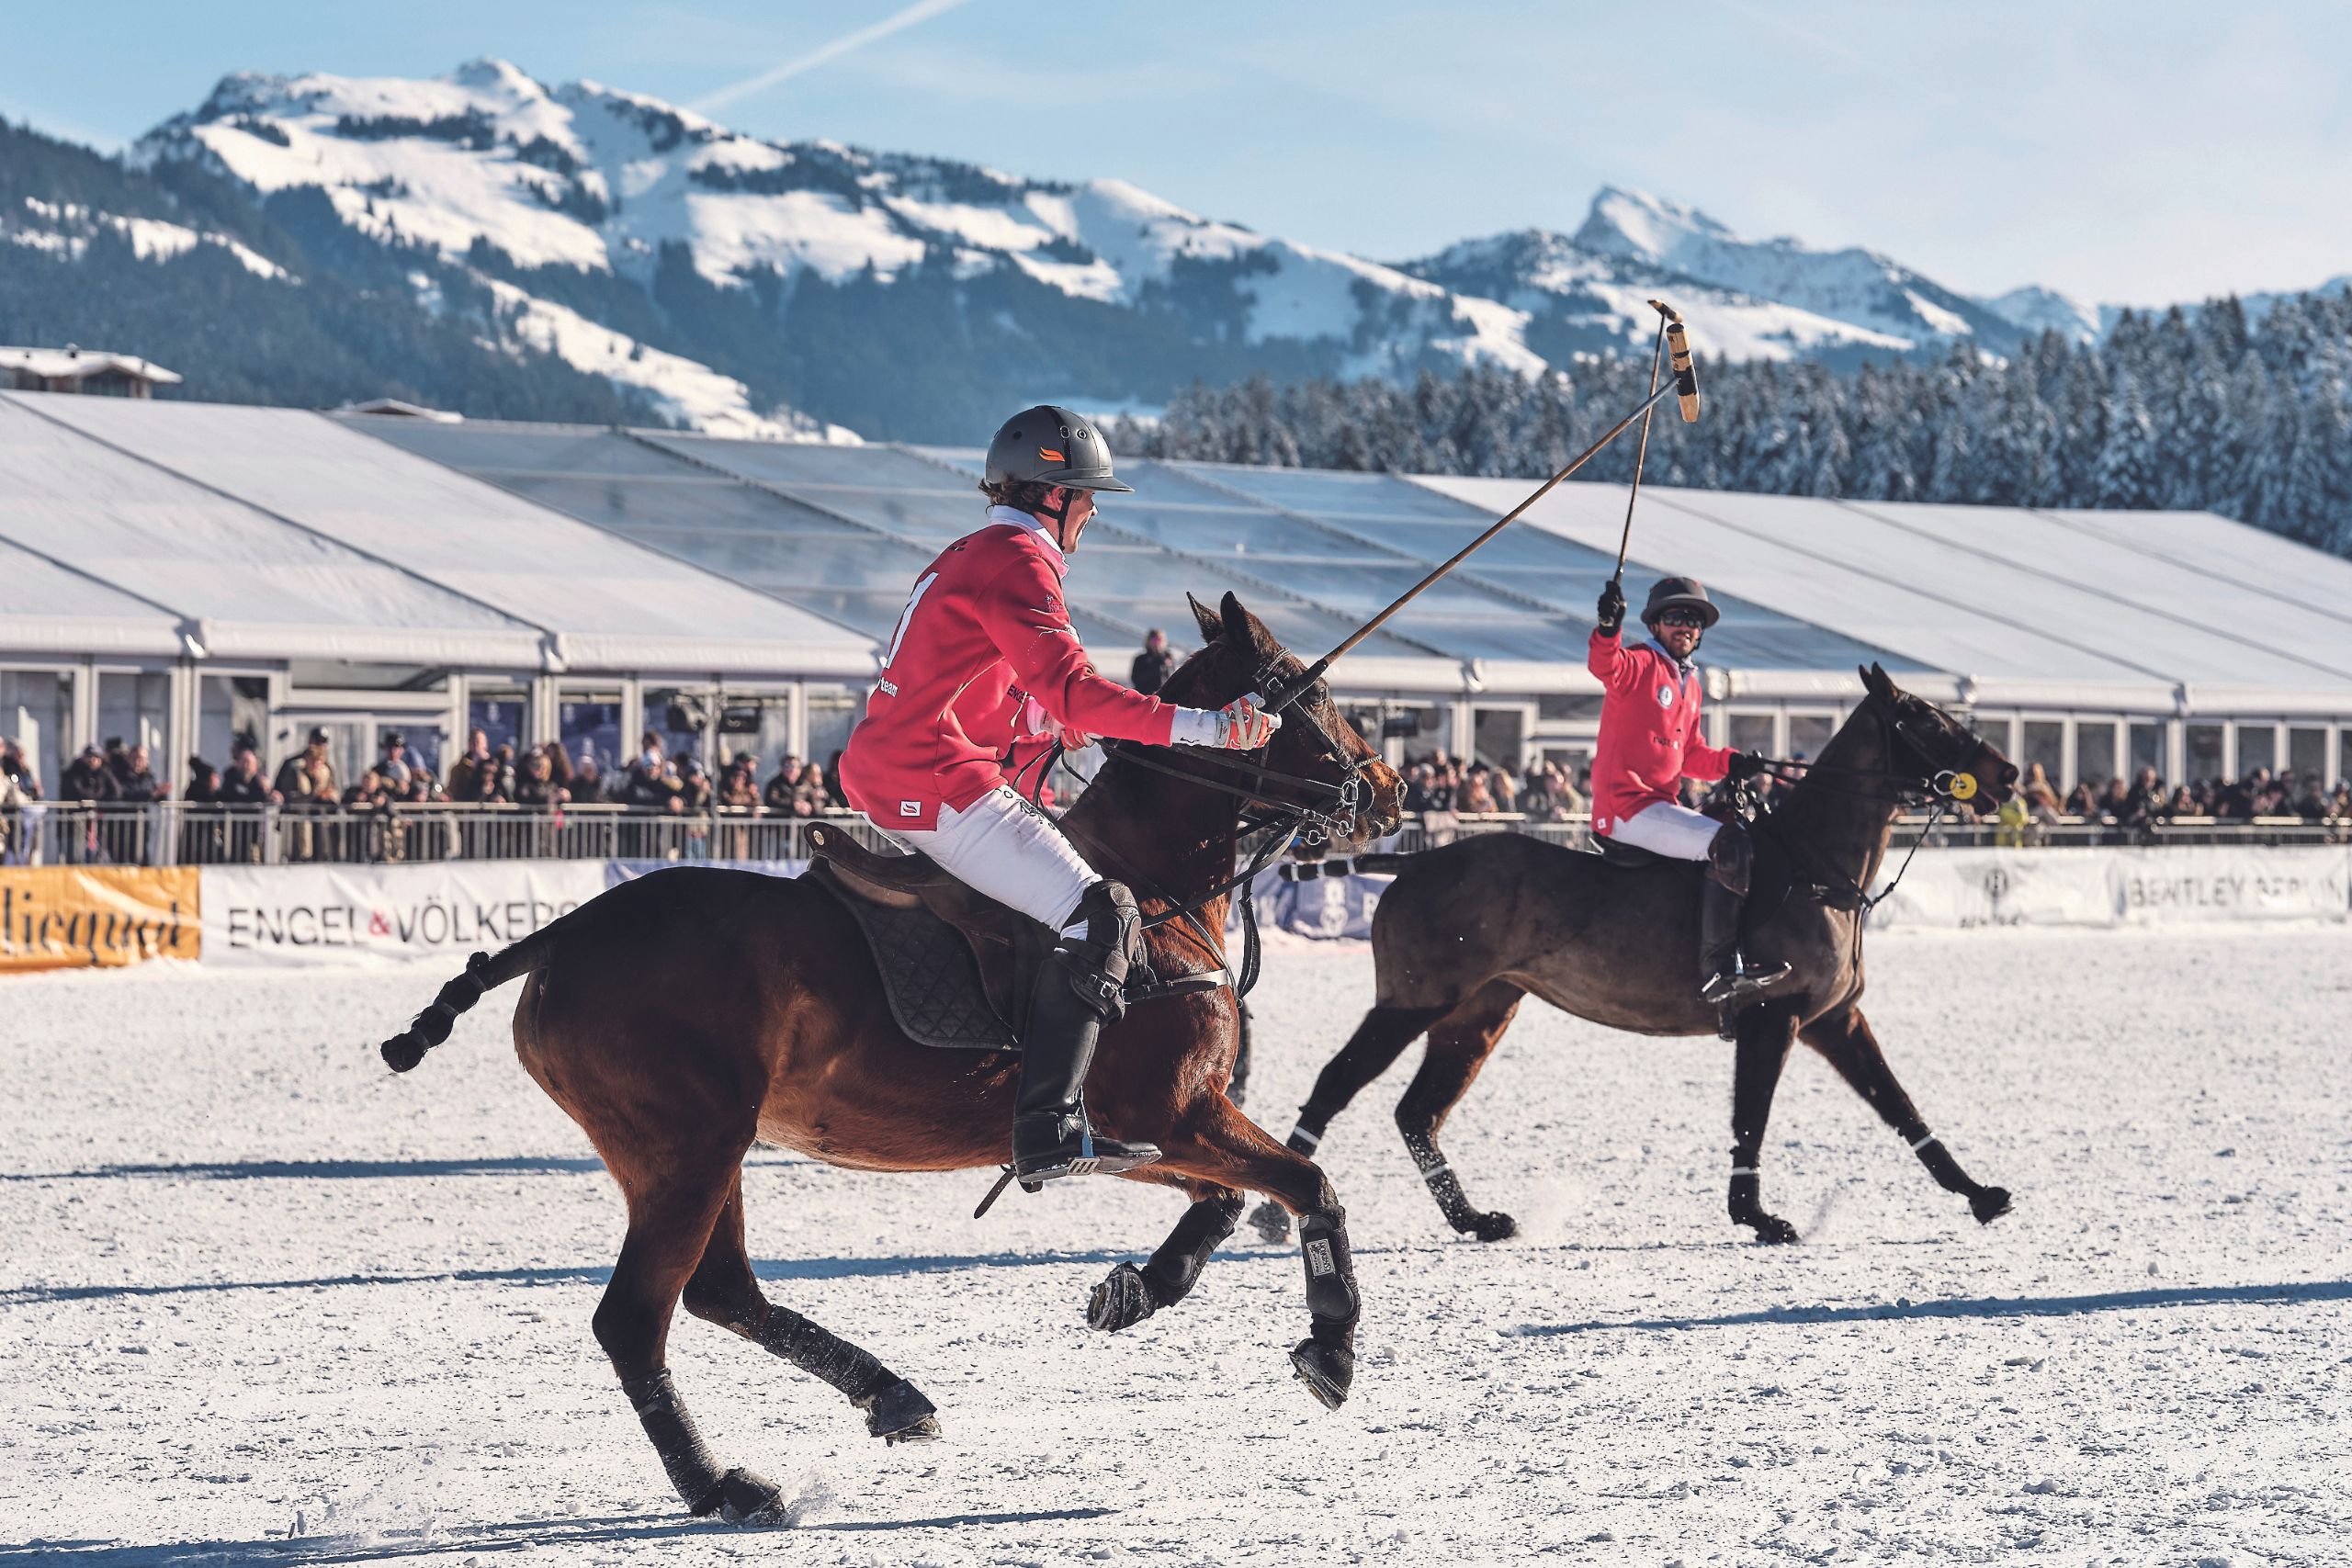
[1013,1126,1161,1185]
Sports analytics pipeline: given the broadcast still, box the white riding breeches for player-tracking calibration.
[879,784,1097,934]
[1600,799,1722,861]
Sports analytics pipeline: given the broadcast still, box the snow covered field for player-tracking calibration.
[6,926,2350,1565]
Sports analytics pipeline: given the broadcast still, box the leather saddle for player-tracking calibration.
[802,821,1050,1053]
[1586,818,1799,938]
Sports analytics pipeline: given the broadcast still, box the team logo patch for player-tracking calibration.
[1038,446,1067,462]
[1656,682,1677,708]
[899,801,921,818]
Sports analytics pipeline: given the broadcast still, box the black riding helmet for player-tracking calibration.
[984,404,1135,495]
[1642,575,1720,629]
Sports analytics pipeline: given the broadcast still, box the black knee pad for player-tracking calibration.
[1052,880,1144,1020]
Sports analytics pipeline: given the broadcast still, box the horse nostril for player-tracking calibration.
[1999,763,2018,786]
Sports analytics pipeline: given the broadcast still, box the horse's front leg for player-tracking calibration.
[1728,999,1804,1243]
[1088,1177,1245,1332]
[1799,1005,2013,1225]
[1138,1095,1362,1410]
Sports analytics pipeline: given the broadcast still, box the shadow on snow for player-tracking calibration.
[2,1508,1119,1566]
[1513,1278,2352,1335]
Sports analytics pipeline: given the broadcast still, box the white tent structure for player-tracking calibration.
[4,388,2347,800]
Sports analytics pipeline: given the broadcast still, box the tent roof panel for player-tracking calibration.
[20,396,873,665]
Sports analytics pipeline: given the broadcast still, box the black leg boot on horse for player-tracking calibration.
[1012,881,1163,1186]
[1698,820,1789,1039]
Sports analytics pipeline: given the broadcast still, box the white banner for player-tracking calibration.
[2110,847,2350,925]
[1863,849,2120,930]
[199,861,605,967]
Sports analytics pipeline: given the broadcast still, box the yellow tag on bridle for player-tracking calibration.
[1946,772,1979,801]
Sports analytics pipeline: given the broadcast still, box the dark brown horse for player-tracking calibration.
[376,592,1404,1522]
[1253,663,2018,1249]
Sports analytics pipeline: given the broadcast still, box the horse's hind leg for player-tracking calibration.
[1250,1001,1448,1243]
[592,1146,786,1521]
[1799,1005,2012,1225]
[1151,1097,1365,1411]
[682,1174,943,1443]
[1728,999,1804,1243]
[1087,1176,1246,1333]
[1393,981,1525,1242]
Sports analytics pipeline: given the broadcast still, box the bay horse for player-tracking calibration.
[375,592,1404,1523]
[1253,663,2018,1249]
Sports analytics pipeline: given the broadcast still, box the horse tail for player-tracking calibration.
[1280,852,1416,881]
[379,918,566,1074]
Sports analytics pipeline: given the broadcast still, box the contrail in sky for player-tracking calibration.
[691,0,978,114]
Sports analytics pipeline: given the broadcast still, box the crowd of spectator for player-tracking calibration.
[9,707,2352,868]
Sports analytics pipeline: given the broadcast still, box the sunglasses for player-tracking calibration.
[1656,610,1708,629]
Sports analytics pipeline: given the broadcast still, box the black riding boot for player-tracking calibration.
[1699,823,1790,1016]
[1012,882,1161,1184]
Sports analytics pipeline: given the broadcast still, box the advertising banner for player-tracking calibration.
[199,861,603,967]
[2111,847,2349,925]
[1863,849,2120,930]
[0,865,201,972]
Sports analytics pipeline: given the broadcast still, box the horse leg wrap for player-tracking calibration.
[620,1369,729,1515]
[1283,1115,1328,1156]
[1401,1128,1476,1227]
[1899,1121,1973,1193]
[756,1304,894,1404]
[1297,1209,1361,1340]
[1143,1190,1245,1306]
[1727,1143,1764,1219]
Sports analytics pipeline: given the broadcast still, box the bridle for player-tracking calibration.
[1754,694,1987,809]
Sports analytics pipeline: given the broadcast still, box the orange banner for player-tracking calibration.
[0,865,201,972]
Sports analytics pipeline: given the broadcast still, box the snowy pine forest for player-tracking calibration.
[1126,289,2352,557]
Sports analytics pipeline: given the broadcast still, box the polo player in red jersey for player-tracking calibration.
[839,404,1280,1190]
[1589,574,1786,1009]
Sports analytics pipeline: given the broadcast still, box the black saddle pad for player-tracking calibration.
[808,864,1018,1054]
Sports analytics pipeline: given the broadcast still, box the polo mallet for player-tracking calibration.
[1266,304,1702,711]
[1611,299,1694,587]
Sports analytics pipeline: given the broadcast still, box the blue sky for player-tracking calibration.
[5,1,2346,306]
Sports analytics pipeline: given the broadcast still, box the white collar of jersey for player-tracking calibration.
[1647,637,1697,680]
[989,504,1062,561]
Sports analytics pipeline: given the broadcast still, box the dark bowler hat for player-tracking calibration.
[1643,575,1720,628]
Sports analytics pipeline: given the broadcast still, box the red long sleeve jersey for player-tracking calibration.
[1585,629,1733,835]
[839,518,1180,829]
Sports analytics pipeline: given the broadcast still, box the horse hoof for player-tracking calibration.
[1739,1213,1800,1245]
[1250,1199,1294,1245]
[859,1378,942,1443]
[1462,1211,1518,1242]
[1087,1262,1157,1333]
[716,1467,788,1523]
[1289,1337,1354,1410]
[1971,1187,2015,1224]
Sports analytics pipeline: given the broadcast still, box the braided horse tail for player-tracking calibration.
[379,918,568,1073]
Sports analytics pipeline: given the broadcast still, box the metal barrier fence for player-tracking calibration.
[3,800,2346,870]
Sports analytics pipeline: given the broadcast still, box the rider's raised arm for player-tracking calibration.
[976,551,1179,746]
[1586,626,1644,695]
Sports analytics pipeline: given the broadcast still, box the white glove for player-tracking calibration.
[1174,694,1281,750]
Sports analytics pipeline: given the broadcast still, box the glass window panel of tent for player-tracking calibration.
[2185,724,2225,787]
[1538,693,1603,722]
[1471,707,1526,771]
[641,688,713,771]
[2340,728,2352,789]
[384,723,447,785]
[1789,713,1837,764]
[2129,721,2164,781]
[560,691,628,774]
[1729,712,1777,755]
[803,687,864,778]
[3,668,74,795]
[716,694,796,782]
[2020,720,2064,791]
[2288,726,2327,785]
[2075,721,2117,792]
[2234,723,2277,780]
[196,675,270,784]
[469,690,530,759]
[96,671,169,763]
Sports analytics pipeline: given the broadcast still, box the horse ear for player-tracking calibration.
[1860,662,1894,701]
[1188,592,1222,645]
[1219,591,1261,651]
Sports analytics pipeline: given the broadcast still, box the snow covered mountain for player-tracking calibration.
[43,57,2320,440]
